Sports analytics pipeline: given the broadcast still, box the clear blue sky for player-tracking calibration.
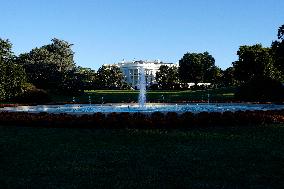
[1,0,283,70]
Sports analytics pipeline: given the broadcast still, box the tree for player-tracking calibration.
[277,24,284,40]
[0,60,27,100]
[17,38,75,71]
[156,65,179,90]
[204,65,222,86]
[178,52,216,85]
[271,24,284,80]
[221,67,236,86]
[43,38,75,72]
[0,38,13,62]
[0,58,5,99]
[17,48,62,90]
[58,69,84,94]
[233,44,281,84]
[233,42,284,102]
[74,66,97,90]
[0,38,27,101]
[17,38,76,92]
[235,76,284,102]
[96,65,124,89]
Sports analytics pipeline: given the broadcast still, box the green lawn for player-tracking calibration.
[1,125,284,188]
[52,88,236,104]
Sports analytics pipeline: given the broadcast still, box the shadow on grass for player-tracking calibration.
[1,125,284,188]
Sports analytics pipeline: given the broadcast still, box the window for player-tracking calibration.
[129,69,133,75]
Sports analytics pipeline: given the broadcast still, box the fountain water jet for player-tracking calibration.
[138,67,146,108]
[2,67,283,114]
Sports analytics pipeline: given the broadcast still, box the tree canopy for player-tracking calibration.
[178,52,217,85]
[277,24,284,40]
[42,38,75,72]
[271,25,284,79]
[233,44,281,83]
[221,67,236,87]
[17,38,76,92]
[0,38,13,62]
[1,24,284,103]
[96,65,124,89]
[156,65,179,90]
[0,39,27,101]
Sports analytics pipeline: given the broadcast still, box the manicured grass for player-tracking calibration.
[52,88,236,103]
[85,88,236,103]
[1,125,284,188]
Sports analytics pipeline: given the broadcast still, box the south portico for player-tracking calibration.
[115,59,176,89]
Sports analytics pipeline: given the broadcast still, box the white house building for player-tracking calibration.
[115,59,176,89]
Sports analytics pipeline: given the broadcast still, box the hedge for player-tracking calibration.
[0,109,283,128]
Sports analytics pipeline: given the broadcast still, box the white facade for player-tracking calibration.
[115,60,175,89]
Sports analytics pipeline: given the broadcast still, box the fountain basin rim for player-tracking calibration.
[0,103,283,115]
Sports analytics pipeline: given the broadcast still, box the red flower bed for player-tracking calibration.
[0,109,283,129]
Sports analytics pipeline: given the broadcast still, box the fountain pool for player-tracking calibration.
[1,103,283,114]
[2,68,283,115]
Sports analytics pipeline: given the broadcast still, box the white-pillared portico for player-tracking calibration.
[114,59,176,89]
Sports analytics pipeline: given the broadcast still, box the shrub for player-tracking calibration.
[0,110,283,129]
[151,112,165,128]
[131,113,148,128]
[180,112,195,128]
[235,77,284,102]
[165,112,179,128]
[14,84,51,104]
[222,111,237,126]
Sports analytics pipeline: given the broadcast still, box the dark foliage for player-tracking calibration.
[179,52,217,85]
[190,84,211,90]
[149,84,159,90]
[0,109,283,129]
[13,87,51,104]
[235,77,284,102]
[156,65,179,90]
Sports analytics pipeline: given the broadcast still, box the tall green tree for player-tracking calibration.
[17,38,76,91]
[17,48,61,90]
[4,62,27,100]
[221,67,236,86]
[74,66,97,90]
[0,58,5,99]
[204,65,222,85]
[277,24,284,40]
[178,52,216,85]
[43,38,75,72]
[96,65,124,89]
[0,38,13,62]
[0,60,27,100]
[156,65,179,90]
[271,24,284,80]
[233,44,281,83]
[58,69,84,94]
[0,38,27,101]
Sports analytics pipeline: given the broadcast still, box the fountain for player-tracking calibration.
[161,95,165,103]
[1,103,283,114]
[1,68,283,114]
[207,93,210,104]
[138,67,146,108]
[88,96,92,105]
